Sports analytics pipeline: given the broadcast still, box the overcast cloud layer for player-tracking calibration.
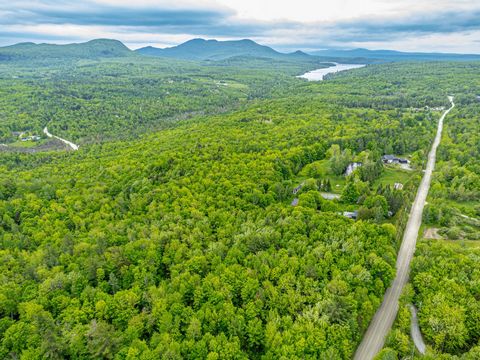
[1,0,480,53]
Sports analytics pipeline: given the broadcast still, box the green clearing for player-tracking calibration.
[8,139,44,148]
[374,166,417,187]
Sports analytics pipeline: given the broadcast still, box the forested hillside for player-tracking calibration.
[0,53,330,145]
[0,39,134,61]
[1,47,480,358]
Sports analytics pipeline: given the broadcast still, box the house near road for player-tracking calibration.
[382,154,409,164]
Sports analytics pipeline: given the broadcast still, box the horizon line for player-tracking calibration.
[1,37,480,56]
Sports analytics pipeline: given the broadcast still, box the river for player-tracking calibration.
[298,63,366,81]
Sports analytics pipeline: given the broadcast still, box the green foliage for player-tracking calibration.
[358,195,389,222]
[341,181,360,203]
[1,55,480,358]
[411,241,480,357]
[328,144,353,176]
[374,348,398,360]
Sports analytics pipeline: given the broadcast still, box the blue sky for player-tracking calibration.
[1,0,480,53]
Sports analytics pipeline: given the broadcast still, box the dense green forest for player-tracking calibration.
[0,55,329,144]
[1,47,480,359]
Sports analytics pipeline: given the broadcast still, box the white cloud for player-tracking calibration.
[1,0,480,53]
[219,0,394,22]
[349,30,480,53]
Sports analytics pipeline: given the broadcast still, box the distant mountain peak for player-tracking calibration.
[136,38,309,61]
[185,38,209,44]
[291,50,309,56]
[86,38,127,45]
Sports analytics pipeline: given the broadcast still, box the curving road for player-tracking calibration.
[409,304,426,354]
[43,127,79,151]
[354,96,455,360]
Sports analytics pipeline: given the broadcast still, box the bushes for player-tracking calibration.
[410,242,480,357]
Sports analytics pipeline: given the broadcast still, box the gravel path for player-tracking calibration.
[43,127,79,151]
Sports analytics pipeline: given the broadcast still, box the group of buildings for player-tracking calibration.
[291,154,409,217]
[12,131,42,142]
[342,155,410,177]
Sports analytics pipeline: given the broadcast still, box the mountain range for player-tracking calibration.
[1,38,480,63]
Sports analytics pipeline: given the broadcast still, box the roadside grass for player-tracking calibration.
[437,198,479,216]
[419,237,480,249]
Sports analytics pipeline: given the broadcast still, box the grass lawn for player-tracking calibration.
[9,139,45,148]
[374,166,417,188]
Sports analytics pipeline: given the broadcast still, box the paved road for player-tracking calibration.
[354,96,455,360]
[409,304,426,354]
[43,126,79,151]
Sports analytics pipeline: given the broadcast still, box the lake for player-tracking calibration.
[298,63,366,81]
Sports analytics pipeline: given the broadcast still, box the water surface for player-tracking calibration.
[299,63,366,81]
